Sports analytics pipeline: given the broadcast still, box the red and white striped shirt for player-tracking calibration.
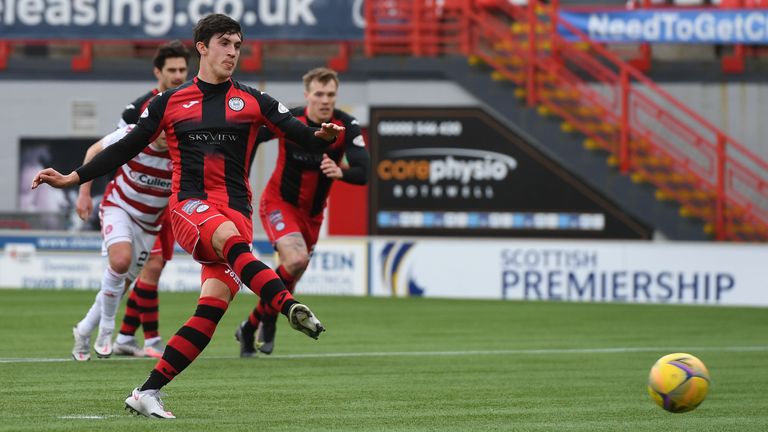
[100,125,172,233]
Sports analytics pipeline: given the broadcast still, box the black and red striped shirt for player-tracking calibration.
[76,77,333,218]
[261,107,369,216]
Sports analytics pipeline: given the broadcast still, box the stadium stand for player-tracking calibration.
[363,0,768,240]
[2,0,767,241]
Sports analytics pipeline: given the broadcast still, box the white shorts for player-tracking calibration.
[100,205,158,280]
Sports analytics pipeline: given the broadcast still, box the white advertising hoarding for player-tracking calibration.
[0,235,367,296]
[0,248,207,292]
[370,238,768,306]
[294,239,368,296]
[3,232,767,306]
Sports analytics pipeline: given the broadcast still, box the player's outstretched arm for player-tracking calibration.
[31,168,79,190]
[75,125,154,185]
[273,115,343,150]
[255,89,343,149]
[314,122,345,141]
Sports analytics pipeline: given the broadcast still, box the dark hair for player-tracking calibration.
[193,14,242,56]
[302,67,339,91]
[153,40,190,70]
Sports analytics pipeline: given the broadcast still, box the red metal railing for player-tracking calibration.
[365,0,768,241]
[0,39,355,73]
[364,0,469,57]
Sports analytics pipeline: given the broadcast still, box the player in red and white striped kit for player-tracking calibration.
[71,125,172,361]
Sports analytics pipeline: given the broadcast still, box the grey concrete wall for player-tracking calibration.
[0,80,478,235]
[4,79,766,213]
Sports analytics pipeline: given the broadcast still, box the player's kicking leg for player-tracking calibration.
[219,229,324,339]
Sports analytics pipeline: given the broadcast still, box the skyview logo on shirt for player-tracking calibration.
[186,131,240,146]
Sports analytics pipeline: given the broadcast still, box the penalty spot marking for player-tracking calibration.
[1,345,767,364]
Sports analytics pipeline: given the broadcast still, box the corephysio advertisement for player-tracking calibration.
[369,107,651,239]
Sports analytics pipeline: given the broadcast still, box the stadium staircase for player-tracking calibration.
[364,0,768,241]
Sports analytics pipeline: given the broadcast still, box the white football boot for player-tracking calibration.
[113,338,145,357]
[125,388,175,419]
[94,327,113,358]
[71,327,91,362]
[143,338,166,359]
[287,304,325,339]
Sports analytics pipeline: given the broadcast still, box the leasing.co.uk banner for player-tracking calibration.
[560,10,768,44]
[0,0,364,40]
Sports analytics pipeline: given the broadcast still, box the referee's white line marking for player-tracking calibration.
[1,345,767,364]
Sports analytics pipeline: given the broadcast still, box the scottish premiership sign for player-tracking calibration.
[0,0,364,40]
[370,239,768,307]
[560,10,768,44]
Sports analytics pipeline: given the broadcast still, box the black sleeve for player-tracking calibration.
[77,92,168,184]
[337,110,370,185]
[254,125,276,144]
[75,127,154,184]
[120,91,153,127]
[120,103,140,127]
[256,91,332,150]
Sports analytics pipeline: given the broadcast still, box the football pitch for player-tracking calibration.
[1,289,766,431]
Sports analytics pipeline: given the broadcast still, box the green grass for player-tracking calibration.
[1,289,767,431]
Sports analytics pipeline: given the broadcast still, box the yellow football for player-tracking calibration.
[647,353,710,413]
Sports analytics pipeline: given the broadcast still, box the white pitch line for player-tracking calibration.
[1,345,767,364]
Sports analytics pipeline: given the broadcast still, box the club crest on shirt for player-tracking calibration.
[277,102,289,114]
[268,210,285,231]
[228,97,245,111]
[182,199,203,215]
[196,204,209,213]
